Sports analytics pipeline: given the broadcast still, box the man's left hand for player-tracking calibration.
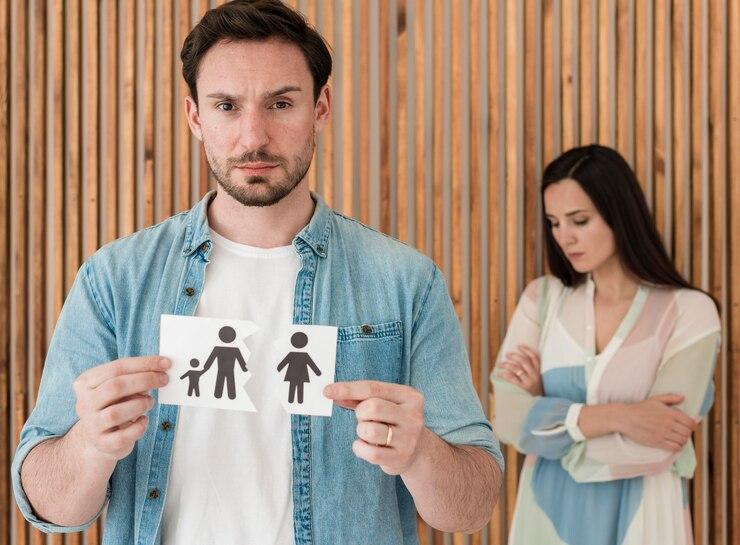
[323,380,427,476]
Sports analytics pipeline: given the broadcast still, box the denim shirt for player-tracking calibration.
[12,191,503,545]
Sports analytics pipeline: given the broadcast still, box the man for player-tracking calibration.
[12,1,503,544]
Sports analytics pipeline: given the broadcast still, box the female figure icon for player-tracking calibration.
[277,332,322,404]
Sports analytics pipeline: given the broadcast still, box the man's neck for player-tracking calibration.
[207,182,315,248]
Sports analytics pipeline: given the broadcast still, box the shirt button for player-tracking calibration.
[199,242,210,253]
[184,287,195,296]
[361,324,373,334]
[148,488,160,500]
[160,420,172,431]
[317,245,325,253]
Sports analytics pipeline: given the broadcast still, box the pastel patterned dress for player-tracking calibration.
[491,275,721,545]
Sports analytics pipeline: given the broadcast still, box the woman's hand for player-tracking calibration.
[618,394,697,451]
[498,345,543,396]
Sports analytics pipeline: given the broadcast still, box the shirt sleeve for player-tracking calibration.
[409,264,505,473]
[560,291,721,483]
[11,260,116,532]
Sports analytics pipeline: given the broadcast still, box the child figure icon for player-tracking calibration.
[277,332,322,404]
[180,358,206,397]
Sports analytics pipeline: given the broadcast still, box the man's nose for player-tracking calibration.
[238,109,270,151]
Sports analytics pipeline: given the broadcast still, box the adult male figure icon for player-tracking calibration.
[201,326,248,400]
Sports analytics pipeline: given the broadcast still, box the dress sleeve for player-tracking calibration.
[560,290,721,482]
[490,277,585,459]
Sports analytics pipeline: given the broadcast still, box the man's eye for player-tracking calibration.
[270,101,291,110]
[217,102,235,112]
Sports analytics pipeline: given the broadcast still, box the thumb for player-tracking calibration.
[651,393,685,405]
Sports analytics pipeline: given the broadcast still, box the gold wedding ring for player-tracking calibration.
[384,424,393,447]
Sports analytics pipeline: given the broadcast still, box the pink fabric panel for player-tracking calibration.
[595,290,679,404]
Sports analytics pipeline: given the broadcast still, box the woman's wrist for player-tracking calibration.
[578,403,629,439]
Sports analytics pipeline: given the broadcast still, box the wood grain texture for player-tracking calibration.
[1,2,737,544]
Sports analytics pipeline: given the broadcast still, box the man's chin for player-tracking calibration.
[219,179,295,208]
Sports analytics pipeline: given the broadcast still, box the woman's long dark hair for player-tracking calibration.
[541,144,705,296]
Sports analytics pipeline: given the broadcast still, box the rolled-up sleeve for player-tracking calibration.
[11,260,117,532]
[408,264,504,472]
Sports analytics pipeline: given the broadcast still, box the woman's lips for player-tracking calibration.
[567,252,585,260]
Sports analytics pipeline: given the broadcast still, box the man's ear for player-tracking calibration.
[184,96,203,141]
[313,84,332,134]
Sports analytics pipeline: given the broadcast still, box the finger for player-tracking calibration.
[498,369,525,387]
[355,397,401,425]
[324,381,415,406]
[352,439,395,467]
[333,399,359,410]
[98,415,149,454]
[672,421,695,437]
[507,353,537,377]
[96,396,155,433]
[671,411,698,431]
[665,430,690,445]
[499,361,524,376]
[357,421,394,446]
[79,357,171,390]
[517,345,540,368]
[90,372,169,410]
[651,393,685,406]
[661,439,684,452]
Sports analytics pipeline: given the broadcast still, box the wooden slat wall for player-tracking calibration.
[1,1,738,544]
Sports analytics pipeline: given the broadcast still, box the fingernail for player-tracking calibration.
[323,385,334,397]
[159,358,171,369]
[159,374,169,385]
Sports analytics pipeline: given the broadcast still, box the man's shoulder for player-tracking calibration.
[329,211,434,274]
[90,210,190,267]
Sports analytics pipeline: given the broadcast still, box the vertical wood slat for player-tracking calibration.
[728,1,740,543]
[29,3,46,545]
[176,0,190,213]
[396,0,407,242]
[2,2,739,545]
[10,4,28,545]
[158,0,174,222]
[0,1,10,541]
[487,0,503,542]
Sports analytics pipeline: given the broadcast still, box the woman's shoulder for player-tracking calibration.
[521,274,567,302]
[649,285,720,336]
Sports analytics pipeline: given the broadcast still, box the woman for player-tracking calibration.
[491,145,720,545]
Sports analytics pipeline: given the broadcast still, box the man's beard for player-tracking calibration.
[205,133,315,207]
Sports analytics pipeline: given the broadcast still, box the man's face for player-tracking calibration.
[185,38,331,207]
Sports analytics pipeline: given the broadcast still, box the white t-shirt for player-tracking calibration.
[161,229,299,545]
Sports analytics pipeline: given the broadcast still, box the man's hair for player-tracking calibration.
[180,0,332,105]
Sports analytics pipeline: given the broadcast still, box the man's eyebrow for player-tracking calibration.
[205,92,241,101]
[264,85,302,99]
[204,86,303,101]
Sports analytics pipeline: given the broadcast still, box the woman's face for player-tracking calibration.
[543,178,618,274]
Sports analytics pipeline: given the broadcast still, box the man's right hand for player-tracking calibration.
[72,356,170,462]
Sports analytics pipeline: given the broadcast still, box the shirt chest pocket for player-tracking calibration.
[335,320,403,384]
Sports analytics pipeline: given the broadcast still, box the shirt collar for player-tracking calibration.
[181,190,332,259]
